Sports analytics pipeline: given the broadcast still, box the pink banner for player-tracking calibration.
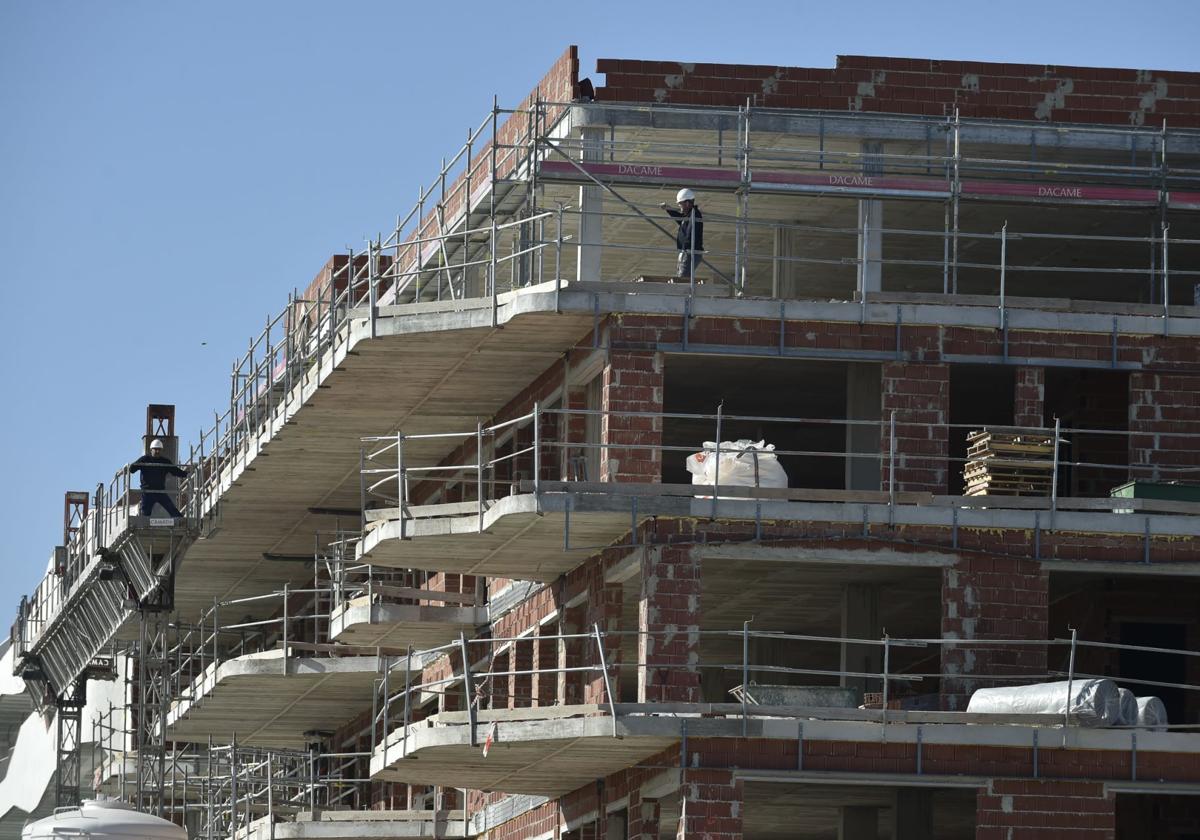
[961,180,1159,205]
[540,160,1190,209]
[1169,191,1200,211]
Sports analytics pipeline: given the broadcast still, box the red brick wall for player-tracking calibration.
[882,361,950,494]
[941,553,1048,711]
[1129,371,1200,481]
[392,47,579,285]
[596,54,1200,127]
[978,780,1115,839]
[676,768,743,839]
[583,562,623,705]
[638,545,701,703]
[601,350,664,483]
[628,788,660,839]
[1015,366,1046,429]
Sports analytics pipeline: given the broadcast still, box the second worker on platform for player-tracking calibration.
[130,438,188,518]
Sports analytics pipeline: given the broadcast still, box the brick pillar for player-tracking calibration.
[601,351,663,483]
[978,780,1115,839]
[1014,366,1045,429]
[510,637,532,709]
[941,554,1048,711]
[561,608,585,705]
[561,376,589,480]
[881,362,949,494]
[676,769,743,839]
[628,789,660,839]
[638,545,700,703]
[1130,372,1200,481]
[531,625,556,707]
[491,648,510,709]
[583,566,622,705]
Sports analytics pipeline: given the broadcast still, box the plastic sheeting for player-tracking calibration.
[685,440,788,497]
[966,679,1121,727]
[1136,695,1169,730]
[1117,687,1138,726]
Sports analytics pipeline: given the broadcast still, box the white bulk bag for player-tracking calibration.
[1136,695,1168,730]
[685,440,788,497]
[1117,687,1138,725]
[966,679,1121,727]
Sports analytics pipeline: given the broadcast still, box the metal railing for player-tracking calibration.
[370,624,1200,765]
[361,406,1200,537]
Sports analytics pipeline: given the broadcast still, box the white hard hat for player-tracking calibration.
[149,439,165,450]
[676,188,696,203]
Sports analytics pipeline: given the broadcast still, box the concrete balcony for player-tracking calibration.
[238,811,471,840]
[167,648,424,749]
[370,702,1200,799]
[328,592,486,650]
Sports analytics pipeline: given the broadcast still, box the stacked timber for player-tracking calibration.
[963,430,1054,497]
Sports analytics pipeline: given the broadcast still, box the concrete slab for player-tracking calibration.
[239,812,471,840]
[371,710,679,797]
[166,650,420,749]
[328,597,486,650]
[370,703,1200,798]
[359,494,636,582]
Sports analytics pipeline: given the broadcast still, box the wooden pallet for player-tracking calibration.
[963,429,1054,498]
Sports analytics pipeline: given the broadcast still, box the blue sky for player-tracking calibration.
[3,0,1199,602]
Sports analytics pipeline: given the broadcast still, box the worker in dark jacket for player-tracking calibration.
[130,439,188,518]
[659,188,704,280]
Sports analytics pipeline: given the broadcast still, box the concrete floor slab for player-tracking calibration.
[167,650,419,748]
[328,597,486,650]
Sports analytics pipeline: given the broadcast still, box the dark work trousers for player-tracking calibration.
[140,492,183,518]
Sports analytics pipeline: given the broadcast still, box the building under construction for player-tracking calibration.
[6,47,1200,839]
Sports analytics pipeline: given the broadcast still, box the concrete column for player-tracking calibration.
[845,363,882,491]
[893,789,933,840]
[638,546,700,703]
[839,583,881,702]
[576,126,605,283]
[857,141,884,295]
[838,806,878,840]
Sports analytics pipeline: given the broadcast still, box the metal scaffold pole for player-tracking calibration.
[54,679,86,808]
[135,583,176,816]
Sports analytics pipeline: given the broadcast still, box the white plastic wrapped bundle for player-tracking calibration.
[1136,696,1168,730]
[966,679,1121,727]
[1117,688,1138,725]
[685,440,788,497]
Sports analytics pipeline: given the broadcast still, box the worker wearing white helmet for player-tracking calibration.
[658,188,704,280]
[129,438,188,518]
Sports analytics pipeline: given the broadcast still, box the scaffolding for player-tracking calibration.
[16,102,1200,698]
[12,93,1200,828]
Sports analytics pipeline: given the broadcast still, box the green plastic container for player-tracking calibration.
[1110,480,1200,503]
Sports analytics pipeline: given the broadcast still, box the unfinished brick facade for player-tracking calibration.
[638,545,701,703]
[941,553,1049,711]
[1014,366,1046,429]
[882,361,950,494]
[977,780,1115,839]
